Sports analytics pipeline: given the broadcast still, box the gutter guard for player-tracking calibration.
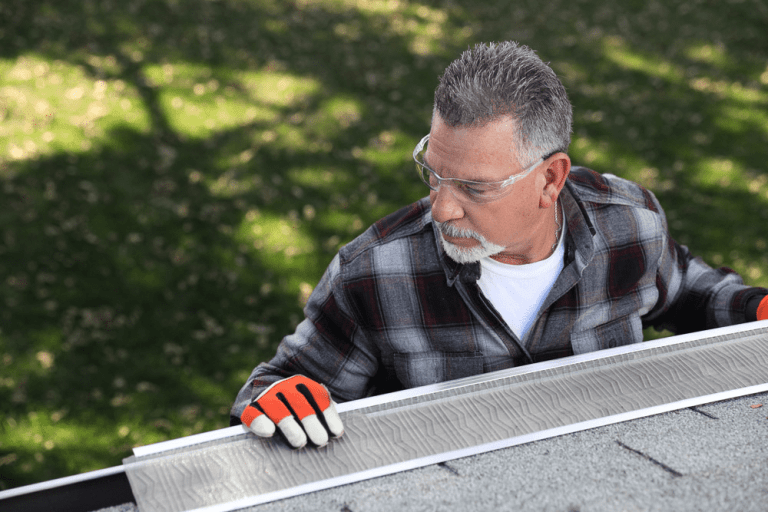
[121,321,768,512]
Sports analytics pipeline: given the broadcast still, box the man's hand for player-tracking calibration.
[240,375,344,448]
[758,296,768,321]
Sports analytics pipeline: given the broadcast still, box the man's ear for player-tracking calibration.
[539,153,571,209]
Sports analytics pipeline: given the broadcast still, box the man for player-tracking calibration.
[231,42,768,449]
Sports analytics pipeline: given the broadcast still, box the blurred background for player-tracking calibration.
[1,0,767,489]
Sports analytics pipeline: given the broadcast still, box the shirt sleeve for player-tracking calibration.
[642,191,768,334]
[230,253,380,424]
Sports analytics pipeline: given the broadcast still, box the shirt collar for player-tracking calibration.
[561,178,597,275]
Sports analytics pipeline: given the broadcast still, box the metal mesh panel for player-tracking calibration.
[124,326,768,512]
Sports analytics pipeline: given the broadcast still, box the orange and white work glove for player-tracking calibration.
[240,375,344,448]
[758,295,768,321]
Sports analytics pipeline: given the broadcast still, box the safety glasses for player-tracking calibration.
[413,134,542,204]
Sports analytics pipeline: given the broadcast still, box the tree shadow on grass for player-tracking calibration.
[1,0,465,488]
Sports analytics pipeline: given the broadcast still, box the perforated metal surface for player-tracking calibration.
[123,323,768,512]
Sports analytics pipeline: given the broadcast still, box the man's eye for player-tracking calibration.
[456,182,487,196]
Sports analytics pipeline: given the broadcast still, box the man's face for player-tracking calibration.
[425,115,549,264]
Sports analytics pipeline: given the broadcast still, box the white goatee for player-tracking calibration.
[434,220,506,264]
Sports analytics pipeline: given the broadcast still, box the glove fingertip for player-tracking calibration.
[323,401,345,438]
[277,416,308,449]
[248,414,277,437]
[240,405,261,427]
[301,414,330,447]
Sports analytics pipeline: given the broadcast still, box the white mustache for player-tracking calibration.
[436,221,484,242]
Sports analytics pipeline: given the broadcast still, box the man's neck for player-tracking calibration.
[490,201,561,265]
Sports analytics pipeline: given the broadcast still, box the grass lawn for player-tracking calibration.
[1,0,767,489]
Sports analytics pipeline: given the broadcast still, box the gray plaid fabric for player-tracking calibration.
[231,167,765,422]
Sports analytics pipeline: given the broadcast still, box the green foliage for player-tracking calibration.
[1,0,767,489]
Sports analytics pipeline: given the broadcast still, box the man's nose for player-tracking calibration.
[430,185,465,224]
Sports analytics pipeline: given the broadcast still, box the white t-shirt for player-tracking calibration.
[477,219,567,340]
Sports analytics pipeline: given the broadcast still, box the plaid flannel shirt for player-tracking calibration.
[231,167,765,422]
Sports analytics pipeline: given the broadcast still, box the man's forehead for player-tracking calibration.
[425,116,519,179]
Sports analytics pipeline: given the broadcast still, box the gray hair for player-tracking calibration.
[433,41,572,167]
